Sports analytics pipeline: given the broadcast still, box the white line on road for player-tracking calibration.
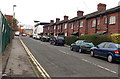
[81,59,117,74]
[59,50,70,55]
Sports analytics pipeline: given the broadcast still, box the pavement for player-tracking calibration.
[1,36,36,78]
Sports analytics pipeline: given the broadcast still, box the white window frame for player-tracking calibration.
[92,20,96,27]
[109,16,116,24]
[64,24,67,29]
[71,23,74,29]
[104,17,107,24]
[97,19,100,25]
[80,21,84,27]
[54,26,56,30]
[65,33,67,36]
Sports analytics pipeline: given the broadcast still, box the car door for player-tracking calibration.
[94,42,106,56]
[99,43,110,57]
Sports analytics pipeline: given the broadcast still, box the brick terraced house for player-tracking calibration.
[43,3,120,36]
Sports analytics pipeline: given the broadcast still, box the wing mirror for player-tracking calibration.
[96,46,99,48]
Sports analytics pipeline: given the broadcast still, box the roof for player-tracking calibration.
[68,6,120,22]
[43,6,120,27]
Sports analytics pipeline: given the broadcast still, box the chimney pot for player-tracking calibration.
[50,20,54,24]
[56,18,60,23]
[77,11,84,17]
[97,3,106,11]
[64,15,69,20]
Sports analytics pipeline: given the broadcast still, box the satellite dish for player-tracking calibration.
[118,1,120,6]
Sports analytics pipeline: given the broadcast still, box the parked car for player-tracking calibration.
[22,33,27,36]
[70,40,94,53]
[50,36,65,46]
[15,31,20,36]
[33,34,37,39]
[90,42,120,63]
[41,36,50,42]
[36,35,41,40]
[29,34,33,38]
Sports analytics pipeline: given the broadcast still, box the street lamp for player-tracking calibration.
[13,5,16,18]
[12,5,16,30]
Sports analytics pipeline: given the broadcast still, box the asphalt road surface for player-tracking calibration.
[21,37,120,78]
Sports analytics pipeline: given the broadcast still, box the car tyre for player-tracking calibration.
[70,46,73,51]
[90,51,94,57]
[107,55,113,63]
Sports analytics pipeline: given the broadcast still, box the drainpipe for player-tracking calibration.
[106,15,109,34]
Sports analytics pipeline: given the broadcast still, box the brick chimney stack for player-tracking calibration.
[97,3,106,11]
[64,15,69,20]
[77,11,84,17]
[56,18,60,23]
[50,20,54,24]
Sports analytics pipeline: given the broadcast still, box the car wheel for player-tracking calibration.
[107,55,113,63]
[90,51,94,57]
[78,49,82,53]
[70,46,73,51]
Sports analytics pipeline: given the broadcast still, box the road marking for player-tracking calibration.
[59,50,70,55]
[81,59,117,74]
[19,37,51,79]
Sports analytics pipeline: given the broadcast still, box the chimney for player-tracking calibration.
[56,18,60,23]
[64,15,68,20]
[50,20,54,24]
[97,3,106,11]
[77,11,84,17]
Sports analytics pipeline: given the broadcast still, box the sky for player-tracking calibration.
[0,0,120,32]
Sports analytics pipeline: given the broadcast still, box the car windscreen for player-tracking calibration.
[58,37,64,39]
[84,41,92,43]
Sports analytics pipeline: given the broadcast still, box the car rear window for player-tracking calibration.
[58,37,64,39]
[84,41,92,43]
[115,44,120,48]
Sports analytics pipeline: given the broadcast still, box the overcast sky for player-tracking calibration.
[0,0,120,29]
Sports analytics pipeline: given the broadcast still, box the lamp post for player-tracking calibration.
[12,5,16,30]
[13,5,16,18]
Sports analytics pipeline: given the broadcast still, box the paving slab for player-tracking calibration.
[3,37,36,77]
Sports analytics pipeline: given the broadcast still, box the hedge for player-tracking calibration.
[78,34,111,46]
[64,34,112,46]
[64,36,78,45]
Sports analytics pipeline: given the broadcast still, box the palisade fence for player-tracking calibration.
[0,11,13,56]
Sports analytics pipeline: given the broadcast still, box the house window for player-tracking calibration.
[58,25,60,29]
[64,24,67,29]
[109,16,116,24]
[65,33,67,36]
[97,19,100,25]
[80,21,84,27]
[92,20,96,27]
[54,26,56,30]
[71,23,74,29]
[104,17,107,24]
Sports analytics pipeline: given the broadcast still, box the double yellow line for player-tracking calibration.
[19,37,51,79]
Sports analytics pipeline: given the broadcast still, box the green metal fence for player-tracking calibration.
[0,11,13,56]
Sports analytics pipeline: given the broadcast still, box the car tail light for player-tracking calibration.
[81,45,86,47]
[115,50,120,54]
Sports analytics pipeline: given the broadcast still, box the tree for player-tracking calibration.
[5,15,18,31]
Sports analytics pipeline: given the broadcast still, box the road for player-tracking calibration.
[21,37,119,78]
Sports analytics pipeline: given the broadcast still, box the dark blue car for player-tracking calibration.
[50,36,65,46]
[90,42,120,63]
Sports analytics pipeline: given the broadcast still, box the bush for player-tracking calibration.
[111,34,120,44]
[64,36,78,45]
[78,34,111,46]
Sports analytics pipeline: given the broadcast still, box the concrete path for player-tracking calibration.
[3,37,36,77]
